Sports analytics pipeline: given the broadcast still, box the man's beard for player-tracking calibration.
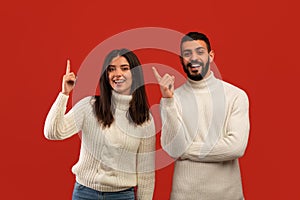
[182,57,210,81]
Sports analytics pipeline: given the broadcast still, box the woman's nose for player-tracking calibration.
[114,68,122,76]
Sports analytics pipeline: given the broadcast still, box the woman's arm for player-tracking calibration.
[136,117,156,200]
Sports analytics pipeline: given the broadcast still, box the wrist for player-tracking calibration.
[61,91,70,96]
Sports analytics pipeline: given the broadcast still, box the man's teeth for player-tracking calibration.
[191,64,201,68]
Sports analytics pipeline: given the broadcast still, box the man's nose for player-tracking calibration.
[191,52,198,61]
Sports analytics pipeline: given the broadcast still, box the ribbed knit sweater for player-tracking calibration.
[44,91,155,200]
[160,72,250,200]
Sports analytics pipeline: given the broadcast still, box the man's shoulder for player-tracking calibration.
[221,79,245,92]
[220,79,248,100]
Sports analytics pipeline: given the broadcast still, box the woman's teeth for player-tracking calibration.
[114,79,125,83]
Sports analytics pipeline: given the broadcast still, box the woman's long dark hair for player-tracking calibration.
[94,48,150,128]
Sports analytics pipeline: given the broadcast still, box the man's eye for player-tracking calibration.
[183,52,191,57]
[197,51,204,55]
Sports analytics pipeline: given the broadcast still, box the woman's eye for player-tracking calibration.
[107,67,115,72]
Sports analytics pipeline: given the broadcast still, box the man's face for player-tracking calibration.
[181,40,214,81]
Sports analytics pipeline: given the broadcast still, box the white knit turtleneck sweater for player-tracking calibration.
[44,91,155,200]
[160,72,250,200]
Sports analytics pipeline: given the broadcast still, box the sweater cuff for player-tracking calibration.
[160,97,175,108]
[56,92,69,106]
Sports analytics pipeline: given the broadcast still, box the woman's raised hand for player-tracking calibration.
[62,60,76,95]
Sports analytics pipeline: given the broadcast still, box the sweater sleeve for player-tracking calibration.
[136,117,156,200]
[181,91,250,162]
[160,97,192,158]
[44,93,87,140]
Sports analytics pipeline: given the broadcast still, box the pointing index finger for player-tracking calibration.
[152,67,162,81]
[66,59,70,74]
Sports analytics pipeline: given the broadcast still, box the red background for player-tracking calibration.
[1,0,299,199]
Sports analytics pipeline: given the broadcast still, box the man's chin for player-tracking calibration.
[189,71,202,76]
[187,73,204,81]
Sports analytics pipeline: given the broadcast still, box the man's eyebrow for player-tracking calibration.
[195,47,206,50]
[183,47,206,51]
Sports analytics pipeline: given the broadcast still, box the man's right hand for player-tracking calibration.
[152,67,175,98]
[62,59,76,96]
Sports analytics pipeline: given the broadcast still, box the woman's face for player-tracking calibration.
[107,56,133,95]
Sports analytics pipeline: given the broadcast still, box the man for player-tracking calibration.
[152,32,250,200]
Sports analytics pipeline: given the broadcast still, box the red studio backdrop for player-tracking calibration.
[1,0,299,199]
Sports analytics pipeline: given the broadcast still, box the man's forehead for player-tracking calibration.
[182,40,208,51]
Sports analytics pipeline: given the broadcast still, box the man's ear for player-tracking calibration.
[179,55,184,65]
[209,50,215,63]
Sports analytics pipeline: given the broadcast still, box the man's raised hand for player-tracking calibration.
[152,67,175,98]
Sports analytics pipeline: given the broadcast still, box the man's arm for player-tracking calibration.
[152,67,192,158]
[181,91,250,162]
[160,96,193,158]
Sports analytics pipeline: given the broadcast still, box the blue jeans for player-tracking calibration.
[72,182,135,200]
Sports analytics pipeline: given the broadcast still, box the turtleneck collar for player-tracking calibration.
[185,71,219,92]
[111,90,132,111]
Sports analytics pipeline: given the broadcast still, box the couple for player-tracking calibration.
[44,32,250,200]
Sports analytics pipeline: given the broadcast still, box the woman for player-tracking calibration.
[44,49,155,200]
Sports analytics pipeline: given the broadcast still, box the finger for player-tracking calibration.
[67,80,75,85]
[170,82,175,91]
[66,59,70,75]
[65,73,77,85]
[160,76,173,91]
[152,67,162,81]
[68,72,75,77]
[160,74,173,85]
[66,76,76,85]
[171,75,175,81]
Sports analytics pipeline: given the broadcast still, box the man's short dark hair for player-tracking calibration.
[181,32,211,53]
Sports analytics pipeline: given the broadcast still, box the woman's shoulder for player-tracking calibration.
[74,96,96,108]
